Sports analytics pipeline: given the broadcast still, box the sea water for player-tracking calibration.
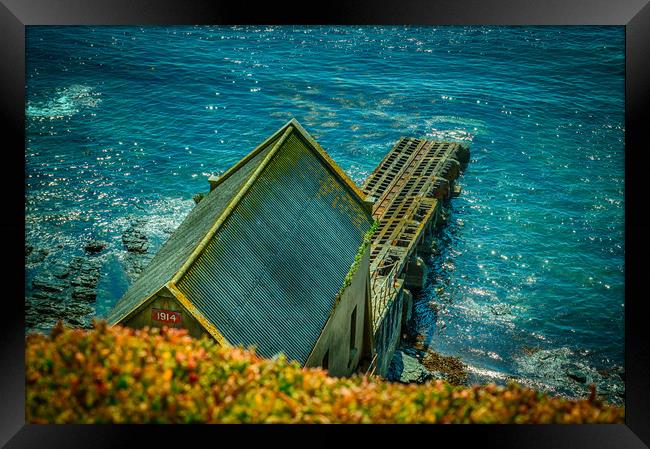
[25,26,624,401]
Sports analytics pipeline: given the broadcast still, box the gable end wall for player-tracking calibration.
[122,286,210,340]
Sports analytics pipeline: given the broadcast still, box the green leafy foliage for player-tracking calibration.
[337,221,379,298]
[192,193,205,204]
[26,322,624,424]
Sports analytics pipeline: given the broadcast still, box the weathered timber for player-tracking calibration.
[364,137,469,376]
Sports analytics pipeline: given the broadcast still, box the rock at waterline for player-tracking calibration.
[27,248,49,264]
[125,254,145,275]
[121,220,151,282]
[26,252,103,334]
[33,300,66,318]
[32,277,67,293]
[71,274,98,288]
[32,289,60,301]
[65,302,94,316]
[387,351,433,384]
[65,316,85,327]
[84,240,108,255]
[419,239,438,256]
[122,225,149,254]
[422,350,469,386]
[617,370,625,382]
[71,286,97,302]
[69,258,101,300]
[489,303,511,316]
[566,367,588,384]
[193,193,205,204]
[51,264,70,279]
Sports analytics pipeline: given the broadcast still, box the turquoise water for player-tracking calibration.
[25,26,624,399]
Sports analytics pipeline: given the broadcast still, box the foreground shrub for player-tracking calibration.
[26,322,624,424]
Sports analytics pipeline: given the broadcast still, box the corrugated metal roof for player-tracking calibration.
[107,129,282,324]
[176,126,373,365]
[108,119,374,366]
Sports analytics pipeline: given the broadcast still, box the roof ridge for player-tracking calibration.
[288,118,373,213]
[208,119,294,190]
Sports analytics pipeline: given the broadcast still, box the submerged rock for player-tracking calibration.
[27,248,49,264]
[32,277,67,293]
[84,240,108,255]
[65,302,94,316]
[26,252,104,335]
[32,289,60,301]
[33,300,66,318]
[489,303,511,316]
[514,347,624,407]
[51,263,70,279]
[566,368,588,384]
[522,346,541,356]
[71,286,97,302]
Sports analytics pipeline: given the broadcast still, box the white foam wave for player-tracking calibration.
[464,364,510,381]
[27,84,101,119]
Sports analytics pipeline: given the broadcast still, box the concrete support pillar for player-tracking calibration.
[437,206,449,227]
[401,288,413,333]
[208,175,220,192]
[454,144,471,166]
[404,256,427,291]
[418,237,438,256]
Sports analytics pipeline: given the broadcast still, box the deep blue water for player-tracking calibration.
[26,26,624,400]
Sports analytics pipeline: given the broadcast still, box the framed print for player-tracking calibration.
[1,0,649,447]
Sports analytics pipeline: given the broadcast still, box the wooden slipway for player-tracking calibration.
[362,136,469,376]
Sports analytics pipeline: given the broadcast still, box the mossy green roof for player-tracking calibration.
[108,119,374,365]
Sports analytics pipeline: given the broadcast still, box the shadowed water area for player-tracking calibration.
[25,26,624,403]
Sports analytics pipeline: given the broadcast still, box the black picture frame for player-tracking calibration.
[2,0,648,447]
